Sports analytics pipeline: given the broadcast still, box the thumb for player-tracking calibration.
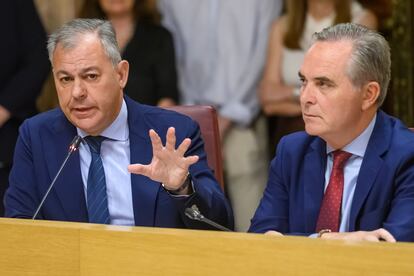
[128,164,150,176]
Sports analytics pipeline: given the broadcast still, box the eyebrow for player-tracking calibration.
[314,76,335,85]
[55,66,100,76]
[298,70,335,84]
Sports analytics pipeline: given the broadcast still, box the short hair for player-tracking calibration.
[313,23,391,106]
[47,18,121,67]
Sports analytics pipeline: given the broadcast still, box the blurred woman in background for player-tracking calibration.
[79,0,178,107]
[259,0,377,153]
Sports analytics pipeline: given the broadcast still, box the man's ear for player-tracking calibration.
[116,60,129,89]
[361,81,380,110]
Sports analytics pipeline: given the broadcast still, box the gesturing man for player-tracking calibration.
[5,19,233,230]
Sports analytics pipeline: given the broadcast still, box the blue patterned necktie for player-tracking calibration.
[84,136,110,224]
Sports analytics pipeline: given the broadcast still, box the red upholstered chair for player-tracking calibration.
[165,105,224,191]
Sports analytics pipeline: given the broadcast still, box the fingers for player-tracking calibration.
[264,230,283,236]
[149,129,163,152]
[185,155,199,166]
[176,138,199,165]
[148,127,199,166]
[364,235,381,242]
[375,228,396,242]
[176,138,191,156]
[150,127,185,154]
[318,230,396,243]
[165,127,176,151]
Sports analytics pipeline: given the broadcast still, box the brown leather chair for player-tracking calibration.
[165,105,224,191]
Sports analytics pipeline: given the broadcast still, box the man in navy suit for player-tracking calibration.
[5,18,233,230]
[249,23,414,242]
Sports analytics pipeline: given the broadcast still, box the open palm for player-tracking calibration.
[128,127,199,189]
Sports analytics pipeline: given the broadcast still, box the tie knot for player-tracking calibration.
[332,150,352,169]
[84,136,106,154]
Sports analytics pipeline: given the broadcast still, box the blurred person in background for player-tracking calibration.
[259,0,377,155]
[79,0,178,107]
[158,0,283,231]
[0,0,50,215]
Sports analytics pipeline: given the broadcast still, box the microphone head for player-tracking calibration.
[185,208,198,220]
[69,135,82,153]
[185,204,202,221]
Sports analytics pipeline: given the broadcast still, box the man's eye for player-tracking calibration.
[87,74,98,80]
[60,76,72,83]
[299,78,307,87]
[317,81,329,88]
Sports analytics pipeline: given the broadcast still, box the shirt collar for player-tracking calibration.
[77,99,129,141]
[326,113,377,158]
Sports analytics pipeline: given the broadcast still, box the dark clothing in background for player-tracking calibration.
[0,0,50,215]
[123,23,179,105]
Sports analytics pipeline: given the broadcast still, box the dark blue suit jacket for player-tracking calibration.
[249,111,414,242]
[5,96,233,230]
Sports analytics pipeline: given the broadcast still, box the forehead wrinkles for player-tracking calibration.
[302,41,353,80]
[53,43,104,74]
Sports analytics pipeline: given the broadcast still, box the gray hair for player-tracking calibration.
[313,23,391,106]
[47,18,121,66]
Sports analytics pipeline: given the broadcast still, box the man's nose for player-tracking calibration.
[72,79,86,99]
[300,84,316,105]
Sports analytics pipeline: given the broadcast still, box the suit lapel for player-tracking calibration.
[44,111,88,222]
[349,112,389,231]
[304,138,327,232]
[126,98,160,226]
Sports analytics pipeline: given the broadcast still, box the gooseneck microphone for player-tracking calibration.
[32,135,83,220]
[184,204,232,231]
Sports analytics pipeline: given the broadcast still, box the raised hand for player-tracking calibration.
[127,127,199,192]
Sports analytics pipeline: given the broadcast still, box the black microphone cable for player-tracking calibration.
[32,135,82,220]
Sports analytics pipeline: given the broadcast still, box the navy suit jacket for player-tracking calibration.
[5,96,233,230]
[249,111,414,242]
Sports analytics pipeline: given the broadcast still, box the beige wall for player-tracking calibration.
[34,0,84,111]
[35,0,84,33]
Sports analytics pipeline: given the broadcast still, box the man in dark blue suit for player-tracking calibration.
[249,23,414,242]
[5,18,233,230]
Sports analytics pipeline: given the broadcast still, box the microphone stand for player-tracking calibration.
[32,136,82,220]
[184,204,232,232]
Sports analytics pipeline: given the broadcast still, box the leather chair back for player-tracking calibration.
[165,105,224,191]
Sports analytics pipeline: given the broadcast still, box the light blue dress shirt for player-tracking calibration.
[325,114,377,232]
[77,99,135,226]
[158,0,282,126]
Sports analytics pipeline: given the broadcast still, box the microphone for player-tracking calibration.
[32,135,83,220]
[185,204,232,232]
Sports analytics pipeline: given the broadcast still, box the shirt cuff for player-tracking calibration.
[166,180,195,198]
[220,102,259,126]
